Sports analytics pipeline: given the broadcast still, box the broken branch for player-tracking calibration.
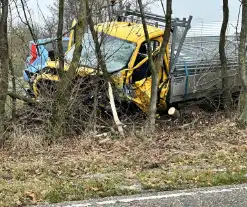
[108,82,124,137]
[7,92,36,104]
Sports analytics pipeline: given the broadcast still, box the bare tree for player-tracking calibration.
[85,0,124,136]
[137,0,157,132]
[138,0,172,132]
[8,4,16,121]
[57,0,65,73]
[50,0,86,138]
[0,0,9,142]
[238,0,247,126]
[219,0,231,109]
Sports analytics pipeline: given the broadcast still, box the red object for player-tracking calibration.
[30,43,37,64]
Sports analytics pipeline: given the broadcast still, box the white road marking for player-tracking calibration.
[61,186,247,206]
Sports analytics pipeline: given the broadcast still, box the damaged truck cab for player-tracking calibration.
[32,7,193,114]
[33,22,171,113]
[96,22,171,112]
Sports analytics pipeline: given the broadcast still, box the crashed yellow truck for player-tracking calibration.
[25,7,240,115]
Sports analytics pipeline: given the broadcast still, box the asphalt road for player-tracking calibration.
[41,184,247,207]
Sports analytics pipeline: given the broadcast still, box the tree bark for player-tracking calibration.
[50,1,86,138]
[138,0,172,133]
[7,92,36,104]
[57,0,65,73]
[219,0,231,109]
[9,5,16,121]
[238,0,247,127]
[138,0,157,133]
[86,0,108,77]
[0,0,9,143]
[153,0,172,124]
[9,59,16,121]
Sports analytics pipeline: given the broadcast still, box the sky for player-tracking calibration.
[151,0,241,25]
[28,0,241,26]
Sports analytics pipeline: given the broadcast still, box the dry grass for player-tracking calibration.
[1,107,247,206]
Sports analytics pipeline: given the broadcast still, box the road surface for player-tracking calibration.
[41,184,247,207]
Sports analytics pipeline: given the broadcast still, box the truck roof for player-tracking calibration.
[96,22,164,43]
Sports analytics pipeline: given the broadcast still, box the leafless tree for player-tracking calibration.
[138,0,172,132]
[0,0,9,144]
[57,0,65,73]
[50,0,86,138]
[238,0,247,126]
[219,0,231,109]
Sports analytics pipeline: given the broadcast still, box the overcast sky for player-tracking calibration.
[28,0,241,26]
[151,0,241,24]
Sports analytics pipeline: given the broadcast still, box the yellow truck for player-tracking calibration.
[31,7,193,113]
[31,7,240,114]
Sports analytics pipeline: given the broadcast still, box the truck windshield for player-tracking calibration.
[65,32,136,73]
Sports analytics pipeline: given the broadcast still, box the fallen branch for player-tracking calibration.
[108,82,124,137]
[7,92,36,104]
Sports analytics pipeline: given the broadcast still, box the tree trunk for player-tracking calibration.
[50,1,86,138]
[219,0,231,109]
[138,0,172,133]
[86,0,108,77]
[86,0,124,136]
[137,0,157,133]
[57,0,65,74]
[9,4,16,122]
[153,0,172,126]
[106,0,112,21]
[9,58,16,121]
[0,0,9,144]
[238,0,247,127]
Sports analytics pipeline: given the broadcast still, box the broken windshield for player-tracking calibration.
[65,31,136,73]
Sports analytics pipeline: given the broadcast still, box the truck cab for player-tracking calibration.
[32,7,194,114]
[33,22,171,112]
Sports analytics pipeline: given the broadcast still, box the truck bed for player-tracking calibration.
[168,37,240,103]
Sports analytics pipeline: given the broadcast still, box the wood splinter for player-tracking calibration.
[108,82,124,137]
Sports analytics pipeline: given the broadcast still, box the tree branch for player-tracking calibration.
[7,92,36,104]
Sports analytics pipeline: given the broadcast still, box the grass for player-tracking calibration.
[2,109,247,206]
[138,168,247,191]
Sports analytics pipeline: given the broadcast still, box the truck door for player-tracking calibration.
[126,39,163,112]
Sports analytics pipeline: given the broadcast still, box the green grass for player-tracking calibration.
[138,169,247,191]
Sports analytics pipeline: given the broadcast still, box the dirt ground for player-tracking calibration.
[1,106,247,206]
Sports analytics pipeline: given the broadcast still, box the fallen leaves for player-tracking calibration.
[1,110,247,206]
